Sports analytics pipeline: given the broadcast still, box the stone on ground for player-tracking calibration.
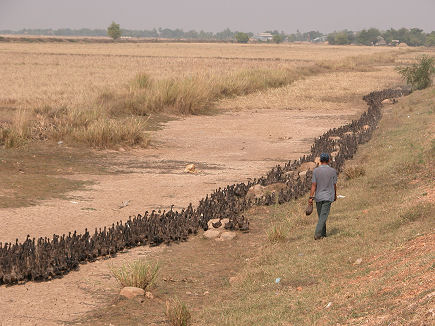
[119,287,145,299]
[203,229,221,239]
[246,184,265,200]
[184,164,196,173]
[218,231,237,241]
[298,162,316,173]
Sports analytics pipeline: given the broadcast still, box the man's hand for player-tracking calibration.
[309,197,313,204]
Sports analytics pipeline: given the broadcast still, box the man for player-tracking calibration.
[308,153,337,240]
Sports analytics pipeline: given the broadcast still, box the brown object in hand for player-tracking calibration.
[305,202,313,216]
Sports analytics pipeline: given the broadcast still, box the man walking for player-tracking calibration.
[308,153,337,240]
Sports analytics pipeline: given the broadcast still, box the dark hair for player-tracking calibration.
[320,153,330,163]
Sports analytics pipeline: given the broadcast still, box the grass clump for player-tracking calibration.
[267,224,287,243]
[343,166,366,180]
[165,298,192,326]
[111,260,159,290]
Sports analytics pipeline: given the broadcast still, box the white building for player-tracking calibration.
[253,32,273,42]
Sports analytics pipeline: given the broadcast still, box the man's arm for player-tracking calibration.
[309,182,316,203]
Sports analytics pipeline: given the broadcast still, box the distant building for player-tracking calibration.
[312,36,328,43]
[375,36,387,46]
[252,32,273,42]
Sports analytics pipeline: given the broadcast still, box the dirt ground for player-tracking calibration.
[0,102,361,325]
[0,106,359,244]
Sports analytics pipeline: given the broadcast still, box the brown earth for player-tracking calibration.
[0,107,358,244]
[0,103,360,325]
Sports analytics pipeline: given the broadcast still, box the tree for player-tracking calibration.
[107,21,121,40]
[396,55,435,91]
[425,32,435,47]
[357,28,380,45]
[272,34,285,44]
[335,32,349,45]
[235,32,249,43]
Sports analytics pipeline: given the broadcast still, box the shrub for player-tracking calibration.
[396,55,435,91]
[343,166,366,180]
[165,298,192,326]
[234,32,249,43]
[111,260,159,290]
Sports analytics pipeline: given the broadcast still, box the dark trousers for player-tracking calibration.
[315,201,332,238]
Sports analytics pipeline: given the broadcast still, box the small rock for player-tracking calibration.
[246,184,265,200]
[344,131,354,137]
[296,286,303,291]
[298,170,307,178]
[203,229,221,239]
[118,147,125,152]
[145,291,154,299]
[298,162,316,173]
[362,125,370,131]
[354,258,363,265]
[219,231,237,241]
[184,164,196,173]
[382,98,393,104]
[325,302,333,308]
[314,157,321,165]
[203,291,209,295]
[185,291,192,295]
[57,141,63,145]
[119,287,145,299]
[329,136,341,141]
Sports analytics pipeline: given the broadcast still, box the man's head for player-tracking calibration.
[320,153,330,163]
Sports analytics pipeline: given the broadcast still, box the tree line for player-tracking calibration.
[2,25,435,46]
[327,28,435,46]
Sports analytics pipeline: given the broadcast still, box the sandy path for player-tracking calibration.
[0,105,360,325]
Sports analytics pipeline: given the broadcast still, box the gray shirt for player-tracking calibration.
[312,165,337,202]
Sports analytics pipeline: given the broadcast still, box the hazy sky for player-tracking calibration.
[1,0,434,33]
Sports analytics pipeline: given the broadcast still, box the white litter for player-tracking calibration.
[337,195,346,199]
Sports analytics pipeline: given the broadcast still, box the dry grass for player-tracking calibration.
[197,87,435,325]
[1,42,431,148]
[0,42,406,110]
[267,224,288,243]
[111,260,159,290]
[165,298,192,326]
[343,166,366,180]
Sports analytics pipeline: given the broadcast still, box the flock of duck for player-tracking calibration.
[0,88,409,285]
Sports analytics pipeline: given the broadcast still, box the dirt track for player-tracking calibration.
[0,107,358,244]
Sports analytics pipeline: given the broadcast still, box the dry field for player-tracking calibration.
[0,42,419,149]
[0,42,404,110]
